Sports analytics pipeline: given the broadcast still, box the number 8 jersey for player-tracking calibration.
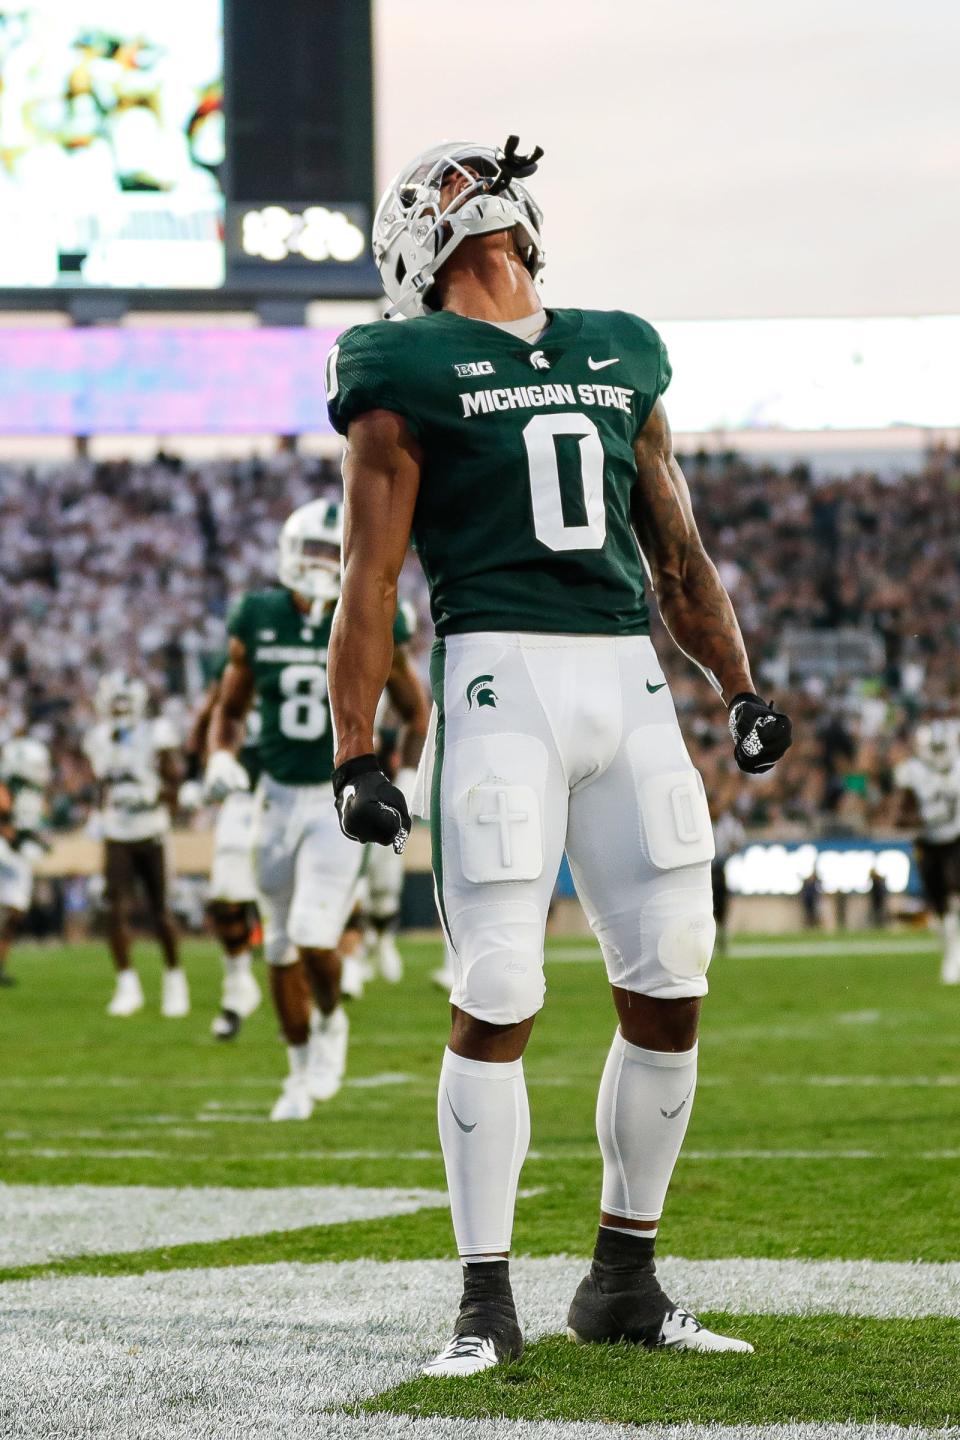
[229,589,413,786]
[326,309,670,638]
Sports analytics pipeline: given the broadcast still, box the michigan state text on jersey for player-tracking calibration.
[327,138,791,1375]
[327,307,667,637]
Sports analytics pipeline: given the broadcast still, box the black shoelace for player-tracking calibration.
[440,1335,493,1360]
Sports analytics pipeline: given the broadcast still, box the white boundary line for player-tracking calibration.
[5,1145,960,1164]
[2,1260,959,1439]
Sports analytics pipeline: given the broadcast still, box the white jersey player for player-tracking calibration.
[360,604,420,983]
[0,734,51,986]
[188,676,262,1040]
[83,673,188,1017]
[894,720,960,983]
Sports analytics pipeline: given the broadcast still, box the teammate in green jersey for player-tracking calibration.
[205,499,428,1120]
[326,138,793,1373]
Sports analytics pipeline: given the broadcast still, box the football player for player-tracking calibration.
[83,673,188,1017]
[188,674,262,1040]
[205,499,428,1120]
[893,719,960,984]
[326,138,792,1373]
[362,613,421,983]
[0,734,51,986]
[710,795,747,959]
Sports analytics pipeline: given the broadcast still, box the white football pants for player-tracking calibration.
[414,632,716,1024]
[209,790,258,904]
[253,774,364,964]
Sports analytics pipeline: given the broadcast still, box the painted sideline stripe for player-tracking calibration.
[3,1259,959,1439]
[330,1424,960,1439]
[0,1184,448,1268]
[549,936,938,962]
[7,1144,960,1164]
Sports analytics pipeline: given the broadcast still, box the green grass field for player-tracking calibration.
[2,931,959,1436]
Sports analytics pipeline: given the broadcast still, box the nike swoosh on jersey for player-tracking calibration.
[646,680,667,693]
[587,356,620,370]
[445,1089,477,1133]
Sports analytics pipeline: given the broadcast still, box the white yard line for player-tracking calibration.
[7,1143,960,1165]
[323,1425,956,1440]
[0,1184,448,1268]
[548,937,938,962]
[2,1259,958,1440]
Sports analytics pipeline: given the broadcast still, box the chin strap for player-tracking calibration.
[489,135,544,195]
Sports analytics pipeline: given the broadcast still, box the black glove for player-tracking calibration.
[728,693,793,774]
[332,754,411,854]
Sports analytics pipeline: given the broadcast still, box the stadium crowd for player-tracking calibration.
[2,446,959,837]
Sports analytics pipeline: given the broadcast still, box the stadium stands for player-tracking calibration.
[2,445,959,837]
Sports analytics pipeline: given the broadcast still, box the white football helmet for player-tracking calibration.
[96,671,148,723]
[373,136,545,318]
[278,499,343,604]
[1,735,51,789]
[915,720,960,773]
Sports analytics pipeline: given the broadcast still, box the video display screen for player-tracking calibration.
[0,1,224,289]
[0,328,338,433]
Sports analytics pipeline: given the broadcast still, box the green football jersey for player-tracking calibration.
[229,587,413,786]
[326,309,670,637]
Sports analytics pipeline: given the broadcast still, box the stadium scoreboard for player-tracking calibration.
[0,0,376,305]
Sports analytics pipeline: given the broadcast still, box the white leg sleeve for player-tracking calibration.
[437,1048,530,1257]
[596,1031,698,1222]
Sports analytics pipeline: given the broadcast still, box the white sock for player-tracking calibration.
[943,910,960,951]
[438,1048,530,1258]
[596,1031,698,1222]
[287,1043,310,1080]
[224,950,252,978]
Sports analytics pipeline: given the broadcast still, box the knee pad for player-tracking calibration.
[208,901,253,946]
[265,940,299,968]
[288,903,344,954]
[641,880,716,982]
[449,901,545,1025]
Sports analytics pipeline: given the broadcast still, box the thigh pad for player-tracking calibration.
[445,734,547,886]
[627,745,715,871]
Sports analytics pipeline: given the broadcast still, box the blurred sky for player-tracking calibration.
[375,0,960,320]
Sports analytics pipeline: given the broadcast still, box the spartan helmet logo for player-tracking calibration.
[529,349,550,370]
[466,674,498,709]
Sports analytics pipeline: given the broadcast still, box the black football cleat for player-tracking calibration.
[423,1261,524,1376]
[210,1008,242,1041]
[566,1263,753,1353]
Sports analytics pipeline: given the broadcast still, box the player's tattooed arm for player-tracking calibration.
[631,400,755,702]
[206,639,256,757]
[330,409,422,765]
[385,645,430,770]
